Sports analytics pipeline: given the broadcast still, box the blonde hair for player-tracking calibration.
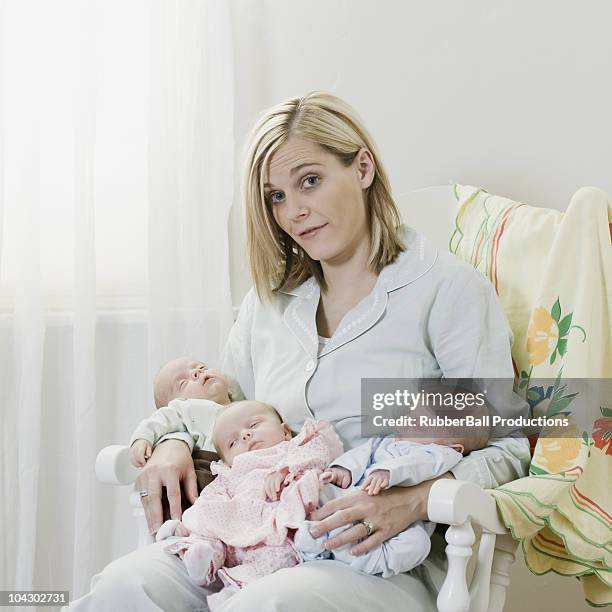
[243,91,405,300]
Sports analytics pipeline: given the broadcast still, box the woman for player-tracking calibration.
[70,92,530,611]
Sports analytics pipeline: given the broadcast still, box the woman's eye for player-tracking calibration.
[268,191,284,205]
[302,175,319,189]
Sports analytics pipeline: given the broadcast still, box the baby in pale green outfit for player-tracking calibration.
[129,357,234,467]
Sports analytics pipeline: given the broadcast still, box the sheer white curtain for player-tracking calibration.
[0,0,234,601]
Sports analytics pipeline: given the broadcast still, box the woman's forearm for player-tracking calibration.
[450,436,530,489]
[395,471,455,521]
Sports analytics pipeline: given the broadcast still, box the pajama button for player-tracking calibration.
[305,360,315,372]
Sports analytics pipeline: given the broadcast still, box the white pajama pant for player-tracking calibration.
[66,536,447,611]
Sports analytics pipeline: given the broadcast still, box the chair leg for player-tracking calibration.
[469,532,497,612]
[437,521,475,612]
[487,533,517,612]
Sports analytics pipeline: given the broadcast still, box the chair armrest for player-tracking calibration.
[427,479,507,534]
[428,480,516,612]
[95,444,139,485]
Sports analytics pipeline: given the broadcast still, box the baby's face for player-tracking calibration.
[154,357,231,408]
[213,400,291,466]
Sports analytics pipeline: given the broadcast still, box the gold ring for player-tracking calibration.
[360,519,374,537]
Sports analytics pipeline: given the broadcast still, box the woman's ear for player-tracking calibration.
[282,423,293,440]
[354,147,375,190]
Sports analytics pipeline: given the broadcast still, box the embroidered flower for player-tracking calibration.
[531,428,582,475]
[592,407,612,456]
[527,307,558,366]
[526,299,586,366]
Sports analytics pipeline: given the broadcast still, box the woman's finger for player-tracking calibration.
[184,468,199,505]
[309,490,358,522]
[165,476,183,523]
[136,472,163,533]
[351,530,391,557]
[309,505,363,538]
[145,486,164,533]
[323,523,368,551]
[350,529,388,557]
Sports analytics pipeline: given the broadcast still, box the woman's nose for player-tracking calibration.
[285,196,309,221]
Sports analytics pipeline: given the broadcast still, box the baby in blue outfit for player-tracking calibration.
[295,409,491,577]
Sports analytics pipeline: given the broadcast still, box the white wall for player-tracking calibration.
[229,0,612,303]
[228,2,609,609]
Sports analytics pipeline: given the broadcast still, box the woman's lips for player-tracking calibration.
[299,224,327,240]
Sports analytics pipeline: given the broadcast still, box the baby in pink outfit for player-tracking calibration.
[158,400,343,610]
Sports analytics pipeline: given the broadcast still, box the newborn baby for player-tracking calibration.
[158,400,343,611]
[295,403,492,577]
[129,357,233,467]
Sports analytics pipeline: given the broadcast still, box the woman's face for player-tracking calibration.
[264,137,375,267]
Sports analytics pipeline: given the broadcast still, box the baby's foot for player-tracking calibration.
[156,519,181,542]
[183,541,215,585]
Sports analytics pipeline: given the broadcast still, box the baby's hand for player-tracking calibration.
[264,468,289,501]
[320,466,352,489]
[361,469,390,495]
[129,439,152,468]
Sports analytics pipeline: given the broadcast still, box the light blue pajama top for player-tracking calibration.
[222,226,530,490]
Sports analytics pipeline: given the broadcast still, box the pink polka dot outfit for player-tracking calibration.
[166,419,343,609]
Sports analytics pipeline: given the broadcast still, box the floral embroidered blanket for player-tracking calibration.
[451,184,612,607]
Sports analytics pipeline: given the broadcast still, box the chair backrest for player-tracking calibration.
[394,185,458,252]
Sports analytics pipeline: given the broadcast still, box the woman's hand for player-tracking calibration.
[135,439,199,534]
[308,472,454,556]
